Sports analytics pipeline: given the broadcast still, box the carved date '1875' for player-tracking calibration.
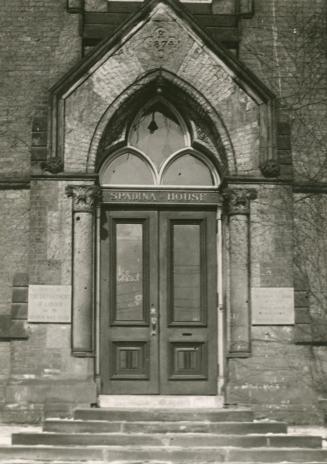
[147,27,180,58]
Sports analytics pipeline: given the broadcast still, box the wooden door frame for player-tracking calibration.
[95,201,225,396]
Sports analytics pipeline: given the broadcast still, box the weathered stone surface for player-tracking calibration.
[74,408,254,422]
[11,288,28,304]
[0,315,28,340]
[67,185,97,354]
[11,431,322,447]
[44,418,287,434]
[226,326,324,424]
[13,273,29,287]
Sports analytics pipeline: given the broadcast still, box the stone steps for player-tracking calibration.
[2,446,327,462]
[11,432,322,448]
[1,459,327,464]
[74,407,254,422]
[2,407,327,463]
[43,419,288,434]
[98,394,224,408]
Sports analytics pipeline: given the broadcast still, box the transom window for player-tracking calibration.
[99,98,219,187]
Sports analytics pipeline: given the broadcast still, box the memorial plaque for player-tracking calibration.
[251,287,294,325]
[28,285,72,323]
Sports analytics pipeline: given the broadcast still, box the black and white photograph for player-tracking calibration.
[0,0,326,461]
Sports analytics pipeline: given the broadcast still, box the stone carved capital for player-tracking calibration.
[223,188,257,215]
[41,157,64,174]
[66,185,101,212]
[260,159,280,178]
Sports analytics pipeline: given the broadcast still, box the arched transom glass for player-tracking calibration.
[100,98,219,187]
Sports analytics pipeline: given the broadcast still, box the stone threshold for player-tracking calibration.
[98,395,224,409]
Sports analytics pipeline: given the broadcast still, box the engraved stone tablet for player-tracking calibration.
[28,285,72,323]
[251,287,294,325]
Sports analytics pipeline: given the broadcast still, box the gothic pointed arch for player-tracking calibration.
[91,69,233,180]
[49,0,277,178]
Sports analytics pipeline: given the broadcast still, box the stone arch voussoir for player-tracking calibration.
[87,69,236,177]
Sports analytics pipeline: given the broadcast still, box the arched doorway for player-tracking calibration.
[98,97,222,395]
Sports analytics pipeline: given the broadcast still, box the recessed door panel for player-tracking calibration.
[100,210,159,394]
[171,223,202,323]
[114,222,144,323]
[100,208,217,395]
[159,210,217,394]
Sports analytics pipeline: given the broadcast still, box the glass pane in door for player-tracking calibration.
[115,223,143,321]
[172,223,202,322]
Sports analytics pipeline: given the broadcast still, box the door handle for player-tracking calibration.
[150,305,158,336]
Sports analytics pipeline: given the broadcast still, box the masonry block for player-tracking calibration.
[0,315,28,340]
[278,149,292,164]
[31,147,48,162]
[13,273,29,287]
[67,0,84,13]
[12,287,28,303]
[11,303,28,320]
[294,290,309,308]
[32,132,47,147]
[295,308,311,324]
[294,324,313,344]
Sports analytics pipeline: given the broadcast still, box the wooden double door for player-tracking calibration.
[100,207,217,395]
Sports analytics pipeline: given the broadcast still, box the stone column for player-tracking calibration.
[224,188,256,355]
[66,185,101,356]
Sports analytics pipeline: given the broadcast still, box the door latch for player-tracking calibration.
[150,305,157,336]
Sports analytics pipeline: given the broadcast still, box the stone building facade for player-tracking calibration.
[0,0,326,424]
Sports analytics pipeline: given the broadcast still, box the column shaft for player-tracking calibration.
[72,211,94,353]
[229,214,250,353]
[224,188,256,355]
[66,185,100,355]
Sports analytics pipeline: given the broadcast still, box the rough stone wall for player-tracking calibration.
[239,0,327,180]
[0,191,30,316]
[0,0,84,422]
[0,191,30,421]
[0,0,81,176]
[2,179,96,423]
[239,0,327,176]
[226,0,327,424]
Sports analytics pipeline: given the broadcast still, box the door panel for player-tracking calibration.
[100,208,217,395]
[159,210,217,394]
[100,210,159,394]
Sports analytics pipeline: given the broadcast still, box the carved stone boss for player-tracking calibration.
[66,185,101,355]
[224,188,257,355]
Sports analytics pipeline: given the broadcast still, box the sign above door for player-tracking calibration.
[102,189,222,205]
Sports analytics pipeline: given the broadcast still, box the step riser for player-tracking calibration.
[44,420,287,435]
[99,394,224,409]
[2,447,327,462]
[12,432,322,448]
[74,409,254,422]
[2,462,326,464]
[2,462,327,464]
